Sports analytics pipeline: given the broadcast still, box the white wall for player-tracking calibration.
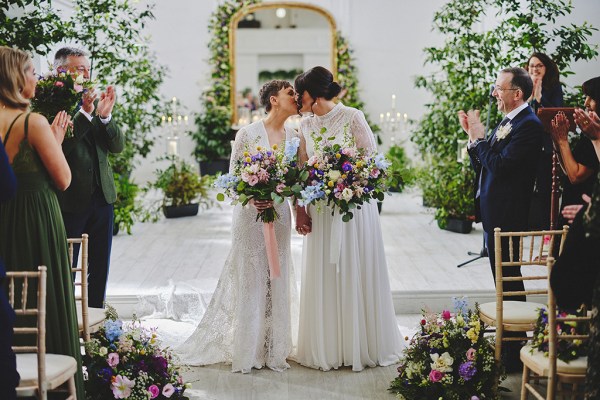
[80,0,600,182]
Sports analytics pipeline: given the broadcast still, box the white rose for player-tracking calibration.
[341,187,353,201]
[328,170,341,181]
[75,74,85,84]
[430,351,454,373]
[99,347,108,356]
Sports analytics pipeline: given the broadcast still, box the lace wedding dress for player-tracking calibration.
[177,120,298,373]
[296,103,406,372]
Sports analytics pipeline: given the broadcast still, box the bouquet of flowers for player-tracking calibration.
[83,306,189,400]
[30,68,93,123]
[530,307,588,362]
[389,301,504,400]
[215,137,303,223]
[298,125,390,222]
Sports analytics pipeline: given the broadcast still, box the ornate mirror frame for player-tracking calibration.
[228,2,338,124]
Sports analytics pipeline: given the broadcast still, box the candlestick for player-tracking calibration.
[391,94,396,110]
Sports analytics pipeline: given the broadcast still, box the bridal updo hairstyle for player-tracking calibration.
[0,46,31,109]
[258,79,292,113]
[294,66,342,113]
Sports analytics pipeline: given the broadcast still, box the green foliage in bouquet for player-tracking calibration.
[83,305,189,400]
[390,305,505,400]
[530,307,588,362]
[30,71,93,124]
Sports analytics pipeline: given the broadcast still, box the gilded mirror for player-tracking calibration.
[229,2,337,125]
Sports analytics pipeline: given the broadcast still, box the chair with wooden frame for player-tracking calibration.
[478,226,569,366]
[67,234,104,342]
[6,266,77,400]
[520,257,590,400]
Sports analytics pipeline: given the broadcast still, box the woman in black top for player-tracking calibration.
[526,53,564,229]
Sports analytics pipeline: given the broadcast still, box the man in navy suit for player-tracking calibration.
[459,67,543,370]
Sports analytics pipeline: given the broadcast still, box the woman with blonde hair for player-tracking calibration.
[0,46,84,397]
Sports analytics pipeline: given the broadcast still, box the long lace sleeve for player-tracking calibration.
[229,128,248,174]
[351,110,377,154]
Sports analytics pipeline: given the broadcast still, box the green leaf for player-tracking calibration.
[320,127,327,134]
[216,192,225,201]
[272,193,284,204]
[342,212,353,222]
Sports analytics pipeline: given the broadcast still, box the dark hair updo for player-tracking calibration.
[294,66,342,111]
[258,79,291,113]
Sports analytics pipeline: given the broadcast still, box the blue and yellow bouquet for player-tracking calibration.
[298,125,390,222]
[215,137,303,223]
[389,302,504,400]
[30,69,93,123]
[83,306,189,400]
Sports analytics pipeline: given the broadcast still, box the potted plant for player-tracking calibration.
[148,156,212,219]
[384,144,415,193]
[190,105,234,176]
[419,159,475,234]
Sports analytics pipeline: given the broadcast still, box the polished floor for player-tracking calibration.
[108,190,536,399]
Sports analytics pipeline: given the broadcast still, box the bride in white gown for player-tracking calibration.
[177,81,299,373]
[294,67,406,372]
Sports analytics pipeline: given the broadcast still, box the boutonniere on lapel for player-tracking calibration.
[495,122,512,141]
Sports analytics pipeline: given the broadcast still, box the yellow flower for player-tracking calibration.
[256,146,262,151]
[328,181,334,187]
[245,157,251,163]
[272,144,278,150]
[341,174,347,179]
[356,161,363,168]
[314,163,319,169]
[335,153,341,159]
[243,151,249,157]
[139,348,146,355]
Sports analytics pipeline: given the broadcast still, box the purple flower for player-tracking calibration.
[459,361,477,381]
[151,356,169,376]
[98,367,113,383]
[148,384,160,399]
[342,161,353,172]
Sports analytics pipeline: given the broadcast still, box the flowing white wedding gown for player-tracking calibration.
[296,103,406,372]
[177,120,298,373]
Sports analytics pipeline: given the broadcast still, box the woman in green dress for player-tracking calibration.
[0,46,84,398]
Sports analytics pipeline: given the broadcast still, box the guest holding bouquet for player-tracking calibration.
[0,46,84,398]
[53,47,124,309]
[294,66,405,372]
[178,80,299,373]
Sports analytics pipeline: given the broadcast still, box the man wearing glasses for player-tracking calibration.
[53,47,124,309]
[458,67,544,372]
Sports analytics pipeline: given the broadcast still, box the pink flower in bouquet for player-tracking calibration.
[241,172,250,183]
[276,183,286,193]
[428,369,444,382]
[370,168,380,178]
[54,81,64,87]
[307,155,318,166]
[111,375,134,399]
[466,347,476,361]
[162,383,175,398]
[342,147,356,157]
[257,168,269,182]
[442,310,451,320]
[107,352,120,367]
[74,84,83,93]
[248,175,259,186]
[148,384,160,399]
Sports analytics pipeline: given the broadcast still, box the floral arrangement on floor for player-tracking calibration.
[215,137,303,223]
[30,69,93,124]
[298,125,389,222]
[389,300,505,400]
[83,306,189,400]
[530,307,588,362]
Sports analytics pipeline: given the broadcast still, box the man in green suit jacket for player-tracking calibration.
[54,47,124,308]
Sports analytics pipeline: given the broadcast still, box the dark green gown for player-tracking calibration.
[0,113,84,399]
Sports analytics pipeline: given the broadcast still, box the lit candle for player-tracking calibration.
[167,138,178,155]
[403,113,408,123]
[184,115,189,125]
[391,94,396,109]
[167,116,172,123]
[379,113,384,124]
[172,97,177,103]
[386,112,391,121]
[161,115,166,125]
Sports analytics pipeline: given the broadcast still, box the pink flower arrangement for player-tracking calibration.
[428,369,444,382]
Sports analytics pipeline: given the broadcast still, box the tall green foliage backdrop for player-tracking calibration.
[413,0,597,224]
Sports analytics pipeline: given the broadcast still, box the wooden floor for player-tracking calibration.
[107,190,535,400]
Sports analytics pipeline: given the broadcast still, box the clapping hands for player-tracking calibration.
[96,86,116,119]
[50,111,72,144]
[551,111,569,143]
[574,109,600,141]
[458,110,485,142]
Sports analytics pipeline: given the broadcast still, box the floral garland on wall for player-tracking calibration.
[191,0,380,162]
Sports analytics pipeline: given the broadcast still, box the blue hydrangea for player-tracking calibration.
[374,153,391,170]
[104,319,123,342]
[298,183,325,206]
[284,137,300,160]
[214,173,239,190]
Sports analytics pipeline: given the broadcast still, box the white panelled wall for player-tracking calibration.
[40,0,600,183]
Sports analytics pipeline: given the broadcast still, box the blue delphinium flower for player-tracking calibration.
[284,137,300,160]
[374,153,391,170]
[214,173,239,190]
[298,183,325,206]
[104,319,123,342]
[452,296,469,317]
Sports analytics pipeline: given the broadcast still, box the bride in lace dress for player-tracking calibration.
[294,67,406,372]
[177,81,299,373]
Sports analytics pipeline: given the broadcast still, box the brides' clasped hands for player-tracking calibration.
[295,206,311,235]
